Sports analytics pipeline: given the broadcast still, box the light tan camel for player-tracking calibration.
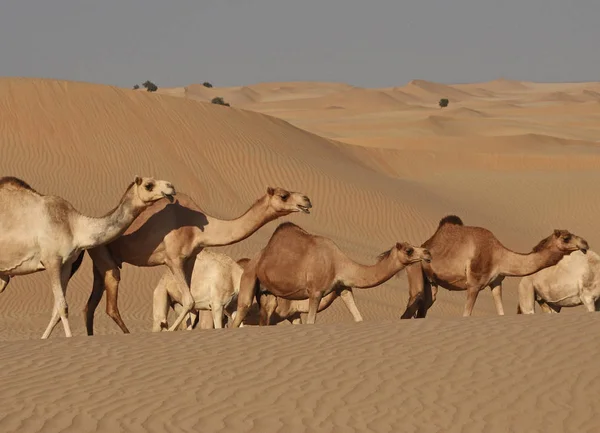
[400,215,589,319]
[0,175,175,339]
[81,187,312,335]
[517,250,600,314]
[151,249,243,332]
[231,222,432,327]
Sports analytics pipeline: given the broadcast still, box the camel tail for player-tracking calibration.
[438,215,464,227]
[70,250,85,279]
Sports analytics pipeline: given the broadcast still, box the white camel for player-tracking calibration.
[152,250,244,331]
[517,250,600,314]
[0,175,176,338]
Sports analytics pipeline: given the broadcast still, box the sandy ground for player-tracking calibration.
[1,77,600,431]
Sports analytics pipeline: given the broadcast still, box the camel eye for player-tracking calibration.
[406,247,414,256]
[562,236,571,243]
[145,183,154,192]
[280,194,289,201]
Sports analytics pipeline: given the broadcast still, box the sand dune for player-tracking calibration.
[2,76,600,432]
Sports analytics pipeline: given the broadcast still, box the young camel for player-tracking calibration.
[231,222,432,327]
[82,187,312,335]
[151,249,243,332]
[400,215,589,319]
[0,175,176,339]
[517,250,600,314]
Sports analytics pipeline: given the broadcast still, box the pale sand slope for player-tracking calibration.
[1,315,599,433]
[1,77,600,432]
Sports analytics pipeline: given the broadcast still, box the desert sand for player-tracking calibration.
[1,76,600,431]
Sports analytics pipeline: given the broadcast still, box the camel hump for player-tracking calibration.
[0,176,38,193]
[438,215,464,227]
[273,221,304,233]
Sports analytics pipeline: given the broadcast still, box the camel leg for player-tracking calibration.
[0,275,10,293]
[516,278,536,315]
[166,258,196,332]
[232,261,259,328]
[41,262,73,339]
[187,310,199,330]
[401,262,426,319]
[462,286,482,317]
[212,304,224,329]
[581,295,596,312]
[258,294,277,326]
[339,288,363,322]
[152,283,170,332]
[104,266,130,333]
[489,280,505,315]
[305,291,324,324]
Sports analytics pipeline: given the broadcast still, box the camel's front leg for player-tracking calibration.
[305,291,324,324]
[463,285,482,317]
[41,261,72,339]
[489,280,505,315]
[0,275,10,293]
[232,263,259,328]
[152,283,170,332]
[401,262,426,319]
[212,304,224,329]
[166,257,196,332]
[339,288,363,322]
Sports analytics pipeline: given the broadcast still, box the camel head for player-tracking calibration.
[547,229,589,255]
[132,176,176,205]
[379,242,432,266]
[266,187,312,215]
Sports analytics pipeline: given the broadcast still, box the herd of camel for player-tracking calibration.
[0,174,598,340]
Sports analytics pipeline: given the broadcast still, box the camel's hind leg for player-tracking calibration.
[339,288,363,322]
[232,257,260,328]
[41,261,73,339]
[212,304,225,329]
[0,275,10,293]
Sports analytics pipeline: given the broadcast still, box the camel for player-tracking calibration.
[151,249,244,332]
[81,186,312,335]
[237,257,342,326]
[231,222,432,327]
[0,175,176,339]
[517,250,600,314]
[399,215,589,319]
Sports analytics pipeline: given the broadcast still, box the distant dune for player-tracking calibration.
[1,76,600,432]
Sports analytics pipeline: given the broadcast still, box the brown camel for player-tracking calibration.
[81,187,312,334]
[0,175,176,339]
[400,215,589,319]
[231,222,432,327]
[236,257,340,326]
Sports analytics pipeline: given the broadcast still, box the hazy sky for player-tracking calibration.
[1,0,598,89]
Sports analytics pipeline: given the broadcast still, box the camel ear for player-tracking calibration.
[134,176,143,186]
[267,187,275,196]
[396,242,402,249]
[553,229,562,237]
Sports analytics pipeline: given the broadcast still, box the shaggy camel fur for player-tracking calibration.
[151,249,243,332]
[517,250,600,314]
[400,215,589,319]
[231,222,432,327]
[81,187,312,335]
[0,175,175,339]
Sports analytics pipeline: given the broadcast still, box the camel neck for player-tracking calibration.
[202,196,277,247]
[339,254,403,289]
[498,247,565,277]
[73,188,143,250]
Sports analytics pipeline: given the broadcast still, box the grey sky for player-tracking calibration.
[1,0,598,89]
